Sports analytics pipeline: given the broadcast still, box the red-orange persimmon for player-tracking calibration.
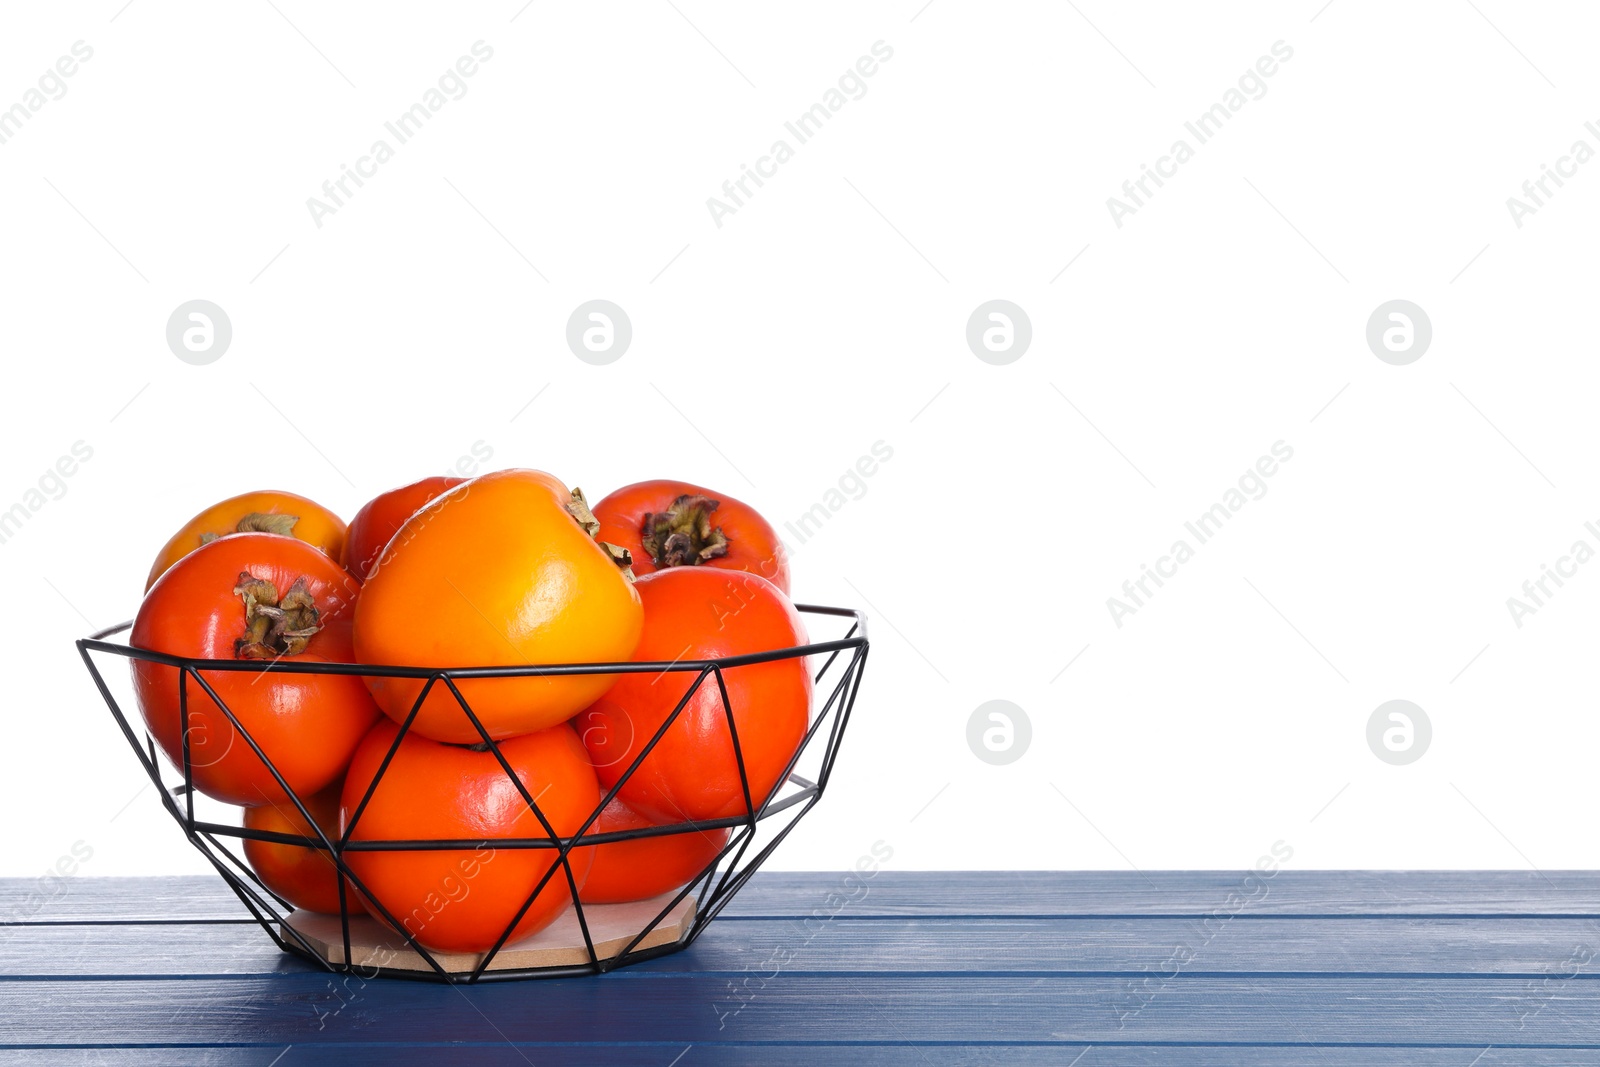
[576,567,811,823]
[592,479,790,593]
[131,533,377,807]
[339,719,599,954]
[341,476,464,581]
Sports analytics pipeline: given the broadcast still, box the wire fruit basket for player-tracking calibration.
[76,604,867,983]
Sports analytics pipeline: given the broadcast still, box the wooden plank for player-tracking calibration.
[0,1048,1593,1067]
[639,915,1600,977]
[0,876,255,923]
[11,871,1600,924]
[722,870,1600,917]
[0,923,298,976]
[0,976,1597,1045]
[6,916,1600,979]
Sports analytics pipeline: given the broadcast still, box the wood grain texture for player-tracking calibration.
[724,870,1600,917]
[5,916,1600,978]
[1,975,1598,1044]
[11,871,1600,922]
[3,872,1600,1059]
[0,1050,1594,1067]
[0,1050,1593,1067]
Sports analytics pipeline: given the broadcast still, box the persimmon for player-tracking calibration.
[592,479,790,593]
[352,469,643,744]
[579,794,729,904]
[131,533,379,807]
[339,719,599,954]
[243,784,365,915]
[576,567,812,823]
[147,490,346,591]
[342,476,464,581]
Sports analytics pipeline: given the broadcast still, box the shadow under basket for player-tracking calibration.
[75,603,868,983]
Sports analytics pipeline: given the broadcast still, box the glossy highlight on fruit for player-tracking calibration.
[352,469,643,743]
[576,567,811,823]
[131,533,378,807]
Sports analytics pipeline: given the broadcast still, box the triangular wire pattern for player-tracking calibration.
[76,604,868,982]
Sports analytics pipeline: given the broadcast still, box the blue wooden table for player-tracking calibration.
[4,871,1600,1063]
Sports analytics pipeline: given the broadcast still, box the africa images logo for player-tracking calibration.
[1105,40,1294,228]
[705,41,894,228]
[305,42,495,228]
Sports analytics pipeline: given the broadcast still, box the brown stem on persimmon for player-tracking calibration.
[233,572,323,659]
[640,494,729,569]
[596,540,636,578]
[564,489,601,537]
[566,487,636,581]
[201,512,300,546]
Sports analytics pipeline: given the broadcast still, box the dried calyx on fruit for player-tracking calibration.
[233,573,322,659]
[200,512,299,545]
[565,488,635,579]
[640,494,728,568]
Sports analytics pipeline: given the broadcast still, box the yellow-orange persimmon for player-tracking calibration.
[147,490,347,591]
[351,470,643,743]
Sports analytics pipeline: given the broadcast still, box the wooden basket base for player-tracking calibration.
[281,892,696,974]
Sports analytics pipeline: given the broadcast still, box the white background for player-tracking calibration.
[2,1,1597,879]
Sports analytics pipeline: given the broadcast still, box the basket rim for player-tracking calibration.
[76,602,868,677]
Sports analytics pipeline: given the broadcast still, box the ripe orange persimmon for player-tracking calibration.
[352,469,643,744]
[592,479,790,593]
[341,476,464,581]
[131,533,379,807]
[576,567,812,823]
[579,794,729,905]
[339,719,600,954]
[243,784,365,915]
[147,490,347,591]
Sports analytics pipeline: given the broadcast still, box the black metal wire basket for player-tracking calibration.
[76,603,867,983]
